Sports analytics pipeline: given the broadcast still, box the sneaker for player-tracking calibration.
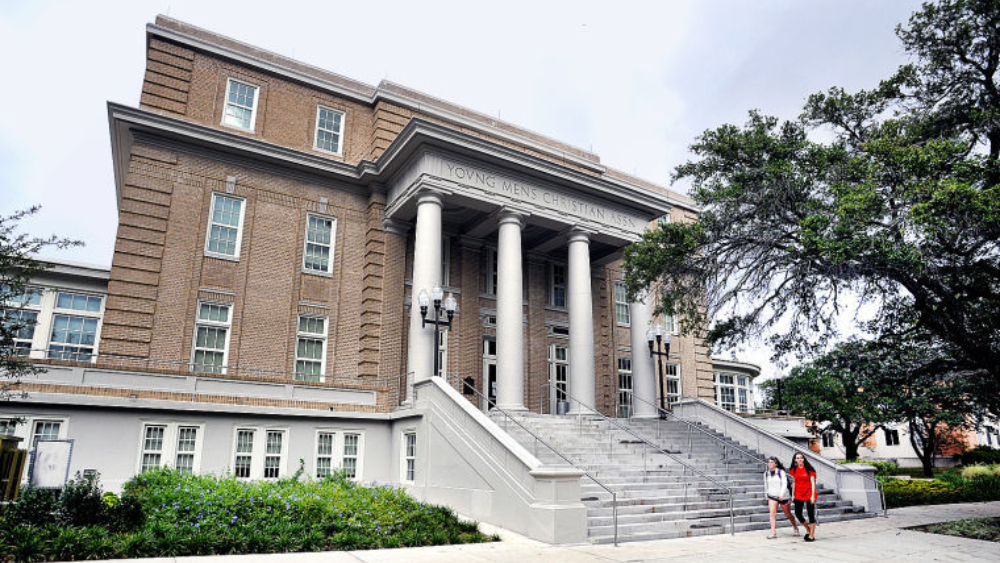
[804,536,815,542]
[767,533,778,539]
[804,533,810,540]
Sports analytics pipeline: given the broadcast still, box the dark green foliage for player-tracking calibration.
[0,469,494,561]
[622,0,1000,413]
[842,459,898,476]
[961,446,1000,466]
[4,487,57,528]
[884,475,1000,508]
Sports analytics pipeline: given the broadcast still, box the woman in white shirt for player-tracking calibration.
[763,456,800,539]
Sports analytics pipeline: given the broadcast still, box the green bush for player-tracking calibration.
[961,446,1000,466]
[4,487,57,528]
[0,468,494,561]
[960,463,1000,479]
[884,474,1000,508]
[841,459,899,476]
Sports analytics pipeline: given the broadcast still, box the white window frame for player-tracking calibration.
[549,263,567,308]
[617,356,633,418]
[401,430,417,483]
[136,422,204,475]
[664,363,682,406]
[484,247,498,296]
[221,78,260,131]
[302,214,337,275]
[2,287,43,357]
[441,237,451,287]
[1,415,68,484]
[294,315,328,382]
[204,193,247,260]
[884,427,901,447]
[436,330,448,378]
[713,370,752,413]
[614,281,630,326]
[47,291,105,362]
[230,426,288,480]
[312,429,365,480]
[190,301,233,374]
[313,105,346,156]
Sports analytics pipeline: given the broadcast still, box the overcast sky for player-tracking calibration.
[0,0,926,378]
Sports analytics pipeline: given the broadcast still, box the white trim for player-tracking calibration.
[614,281,630,326]
[230,426,288,480]
[294,314,328,382]
[401,430,417,483]
[204,192,247,260]
[313,105,346,156]
[190,300,233,374]
[221,77,259,132]
[302,214,337,275]
[136,421,205,475]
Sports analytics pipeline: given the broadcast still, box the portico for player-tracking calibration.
[387,144,671,414]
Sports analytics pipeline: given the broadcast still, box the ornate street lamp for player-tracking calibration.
[647,322,672,414]
[419,285,457,377]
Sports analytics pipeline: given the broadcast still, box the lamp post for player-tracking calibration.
[418,285,457,377]
[646,322,672,414]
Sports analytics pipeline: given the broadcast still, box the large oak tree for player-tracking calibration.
[624,0,1000,407]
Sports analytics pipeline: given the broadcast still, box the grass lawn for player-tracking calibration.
[910,517,1000,542]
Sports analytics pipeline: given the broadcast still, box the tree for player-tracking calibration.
[0,206,81,399]
[623,0,1000,405]
[760,340,897,461]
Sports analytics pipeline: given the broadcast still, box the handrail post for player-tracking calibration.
[612,491,618,547]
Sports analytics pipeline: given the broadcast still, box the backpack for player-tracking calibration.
[782,469,794,497]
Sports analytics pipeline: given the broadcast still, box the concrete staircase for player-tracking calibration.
[491,412,871,544]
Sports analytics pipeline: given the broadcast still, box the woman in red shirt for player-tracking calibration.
[789,452,818,542]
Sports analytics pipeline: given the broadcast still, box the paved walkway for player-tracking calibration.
[101,502,1000,563]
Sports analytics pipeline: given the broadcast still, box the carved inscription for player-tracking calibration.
[442,161,643,231]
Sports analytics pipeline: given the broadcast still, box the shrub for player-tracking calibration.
[57,472,108,527]
[960,463,1000,479]
[842,459,898,476]
[885,474,1000,508]
[4,487,57,528]
[961,446,1000,466]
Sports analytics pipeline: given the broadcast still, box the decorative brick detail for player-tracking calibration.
[358,191,386,378]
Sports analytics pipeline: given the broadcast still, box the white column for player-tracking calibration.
[567,228,595,413]
[629,295,658,418]
[406,192,443,383]
[496,210,525,410]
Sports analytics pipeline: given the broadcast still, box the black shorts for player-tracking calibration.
[767,495,790,506]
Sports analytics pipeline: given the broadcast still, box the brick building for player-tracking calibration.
[1,16,839,543]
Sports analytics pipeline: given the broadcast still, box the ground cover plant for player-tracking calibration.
[0,469,495,562]
[883,469,1000,508]
[910,517,1000,543]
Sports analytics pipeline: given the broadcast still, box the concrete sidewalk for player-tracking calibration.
[101,502,1000,563]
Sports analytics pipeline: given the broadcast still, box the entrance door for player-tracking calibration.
[548,344,569,413]
[482,339,497,410]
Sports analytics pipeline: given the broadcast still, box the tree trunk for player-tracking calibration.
[842,425,861,461]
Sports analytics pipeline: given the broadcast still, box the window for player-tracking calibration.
[342,433,359,479]
[232,427,288,480]
[48,315,99,361]
[314,106,345,154]
[140,425,165,472]
[657,213,671,228]
[31,420,61,447]
[403,432,417,482]
[884,427,900,447]
[316,432,335,478]
[138,423,202,474]
[3,309,38,356]
[1,286,42,307]
[617,356,632,418]
[664,363,681,405]
[56,292,102,312]
[264,430,284,479]
[0,419,17,435]
[614,281,630,325]
[222,78,259,130]
[984,426,996,447]
[192,302,232,374]
[822,432,836,448]
[548,344,569,412]
[303,215,335,274]
[436,331,448,378]
[295,315,327,382]
[550,263,566,308]
[205,194,245,258]
[484,247,498,296]
[713,371,753,413]
[441,237,451,287]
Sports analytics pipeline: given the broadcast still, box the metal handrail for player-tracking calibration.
[623,390,768,467]
[539,383,736,536]
[676,398,888,518]
[452,376,620,546]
